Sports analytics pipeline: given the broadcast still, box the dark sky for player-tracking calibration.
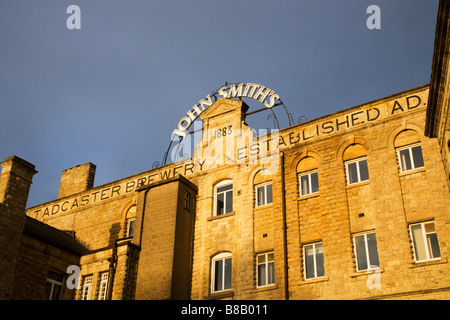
[0,0,439,208]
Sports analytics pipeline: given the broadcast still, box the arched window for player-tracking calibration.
[297,157,319,196]
[125,205,136,238]
[214,180,233,216]
[343,144,369,185]
[211,252,232,293]
[394,130,425,172]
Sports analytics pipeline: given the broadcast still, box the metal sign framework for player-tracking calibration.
[153,82,307,168]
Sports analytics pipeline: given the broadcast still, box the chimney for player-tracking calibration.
[58,162,96,198]
[0,156,38,212]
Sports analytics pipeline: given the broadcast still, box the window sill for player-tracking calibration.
[346,180,370,189]
[254,204,273,211]
[409,257,447,268]
[204,290,234,300]
[350,267,384,278]
[399,167,426,177]
[298,193,320,201]
[250,284,278,294]
[299,277,329,285]
[207,211,235,221]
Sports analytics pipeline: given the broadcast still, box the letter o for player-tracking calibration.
[178,116,192,131]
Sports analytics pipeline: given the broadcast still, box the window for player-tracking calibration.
[124,205,136,238]
[409,221,441,262]
[353,232,379,271]
[303,242,325,280]
[211,252,232,293]
[397,143,425,172]
[299,170,319,196]
[256,252,275,287]
[214,180,233,216]
[345,157,369,185]
[81,275,93,300]
[98,272,109,300]
[255,182,273,207]
[184,191,191,210]
[126,218,135,238]
[46,271,64,300]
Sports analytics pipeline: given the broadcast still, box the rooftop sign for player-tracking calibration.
[172,83,281,139]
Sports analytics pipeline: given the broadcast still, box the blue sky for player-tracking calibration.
[0,0,439,208]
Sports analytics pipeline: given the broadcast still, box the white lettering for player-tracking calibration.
[186,105,203,121]
[66,265,81,289]
[66,5,81,30]
[366,5,381,30]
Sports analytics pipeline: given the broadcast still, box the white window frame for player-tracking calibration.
[345,157,369,185]
[255,182,273,207]
[214,180,233,216]
[256,252,275,288]
[353,232,380,272]
[396,143,425,172]
[98,272,109,300]
[46,271,64,300]
[298,170,319,196]
[81,275,93,300]
[353,231,380,271]
[211,252,232,293]
[409,221,441,263]
[303,242,325,280]
[126,218,135,238]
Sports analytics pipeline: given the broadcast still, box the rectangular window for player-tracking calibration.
[215,182,233,216]
[256,252,275,287]
[353,232,379,271]
[212,253,232,293]
[184,191,191,211]
[345,157,369,185]
[397,143,425,172]
[46,271,64,300]
[410,221,441,262]
[81,275,93,300]
[98,272,109,300]
[299,170,319,196]
[255,182,273,207]
[303,242,325,280]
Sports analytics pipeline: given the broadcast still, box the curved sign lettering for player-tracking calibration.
[172,83,281,138]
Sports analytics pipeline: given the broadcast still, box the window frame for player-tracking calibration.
[126,218,135,238]
[396,143,425,172]
[97,272,109,300]
[46,271,64,300]
[303,242,325,280]
[211,252,232,293]
[409,221,441,263]
[184,191,191,211]
[214,180,233,216]
[81,275,93,300]
[256,251,275,288]
[353,231,380,272]
[298,170,319,196]
[255,182,273,208]
[345,157,369,185]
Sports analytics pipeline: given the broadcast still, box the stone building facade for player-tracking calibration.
[1,0,450,301]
